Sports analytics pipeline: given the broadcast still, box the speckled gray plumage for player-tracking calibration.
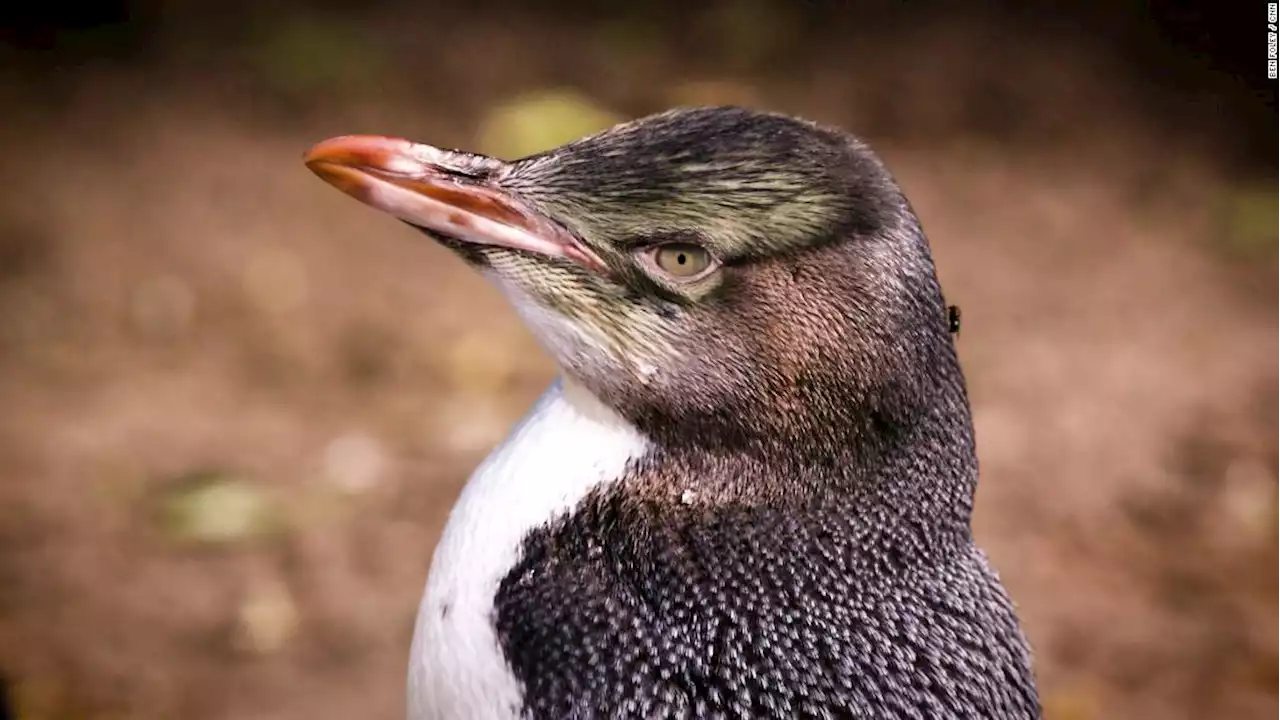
[496,492,1036,719]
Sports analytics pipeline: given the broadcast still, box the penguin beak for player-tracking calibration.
[304,135,607,273]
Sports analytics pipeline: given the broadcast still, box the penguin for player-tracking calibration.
[304,106,1042,720]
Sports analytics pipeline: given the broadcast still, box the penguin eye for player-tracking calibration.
[643,242,716,280]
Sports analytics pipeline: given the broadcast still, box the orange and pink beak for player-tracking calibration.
[303,135,606,272]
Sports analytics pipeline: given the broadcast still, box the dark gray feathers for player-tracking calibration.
[495,487,1039,719]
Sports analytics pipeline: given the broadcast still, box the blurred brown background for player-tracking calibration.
[0,1,1276,719]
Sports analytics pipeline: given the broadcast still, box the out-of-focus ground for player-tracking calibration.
[0,2,1276,719]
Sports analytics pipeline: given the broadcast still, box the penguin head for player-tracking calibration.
[306,107,960,454]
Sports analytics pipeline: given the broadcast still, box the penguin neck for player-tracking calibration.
[838,344,978,533]
[632,338,979,550]
[636,427,978,575]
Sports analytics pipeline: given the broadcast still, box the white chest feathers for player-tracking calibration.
[407,379,650,720]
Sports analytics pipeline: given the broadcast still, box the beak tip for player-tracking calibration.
[303,138,342,170]
[302,156,334,186]
[303,137,375,189]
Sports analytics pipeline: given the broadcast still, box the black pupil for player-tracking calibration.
[676,253,687,265]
